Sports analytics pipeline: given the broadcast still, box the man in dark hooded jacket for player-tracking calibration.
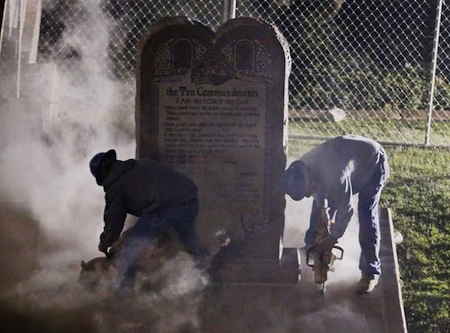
[89,149,203,296]
[281,134,389,294]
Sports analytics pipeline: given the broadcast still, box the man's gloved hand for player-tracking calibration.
[98,241,109,256]
[316,235,338,254]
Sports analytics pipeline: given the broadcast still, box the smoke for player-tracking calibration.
[0,1,208,332]
[0,0,133,257]
[7,252,208,332]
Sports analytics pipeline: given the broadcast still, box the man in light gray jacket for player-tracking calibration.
[89,149,204,296]
[281,135,389,293]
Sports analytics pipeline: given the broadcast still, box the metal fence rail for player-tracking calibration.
[2,0,450,146]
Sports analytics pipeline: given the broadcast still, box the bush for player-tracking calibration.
[434,76,450,110]
[291,56,447,112]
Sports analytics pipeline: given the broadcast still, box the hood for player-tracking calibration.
[103,159,136,191]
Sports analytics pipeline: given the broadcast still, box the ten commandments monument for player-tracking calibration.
[136,16,299,283]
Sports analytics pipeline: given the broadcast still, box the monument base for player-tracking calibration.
[208,247,301,284]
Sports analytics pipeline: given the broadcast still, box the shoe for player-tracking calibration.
[355,275,379,294]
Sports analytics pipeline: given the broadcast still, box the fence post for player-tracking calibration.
[222,0,236,23]
[17,0,25,98]
[424,0,444,146]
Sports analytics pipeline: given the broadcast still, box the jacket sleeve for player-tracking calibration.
[328,174,354,239]
[100,188,127,247]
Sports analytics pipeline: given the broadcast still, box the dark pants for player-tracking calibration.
[116,197,201,294]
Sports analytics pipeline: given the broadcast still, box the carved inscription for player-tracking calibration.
[158,76,267,212]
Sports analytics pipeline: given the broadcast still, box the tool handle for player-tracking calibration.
[332,245,344,260]
[306,245,344,267]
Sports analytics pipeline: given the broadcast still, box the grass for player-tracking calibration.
[382,146,450,333]
[288,117,450,146]
[287,133,450,333]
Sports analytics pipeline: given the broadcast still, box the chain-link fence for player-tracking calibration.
[238,0,450,146]
[3,0,450,146]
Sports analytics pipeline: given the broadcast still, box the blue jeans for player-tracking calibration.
[115,197,201,294]
[358,152,389,278]
[305,152,389,278]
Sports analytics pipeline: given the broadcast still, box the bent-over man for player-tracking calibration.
[281,134,389,294]
[89,149,205,296]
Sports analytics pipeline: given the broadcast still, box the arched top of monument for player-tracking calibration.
[137,16,213,49]
[216,17,291,74]
[136,16,214,64]
[136,16,291,81]
[217,17,290,54]
[137,16,290,56]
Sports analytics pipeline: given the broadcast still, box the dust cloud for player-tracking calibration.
[0,1,208,332]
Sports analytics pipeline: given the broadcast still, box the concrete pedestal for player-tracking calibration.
[199,208,408,333]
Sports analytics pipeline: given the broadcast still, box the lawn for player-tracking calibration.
[288,117,450,146]
[287,135,450,333]
[382,145,450,333]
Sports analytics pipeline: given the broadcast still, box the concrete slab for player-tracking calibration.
[0,202,39,294]
[199,207,408,333]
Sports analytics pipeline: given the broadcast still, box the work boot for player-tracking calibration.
[355,275,379,294]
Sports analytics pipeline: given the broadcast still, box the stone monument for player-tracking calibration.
[136,16,299,283]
